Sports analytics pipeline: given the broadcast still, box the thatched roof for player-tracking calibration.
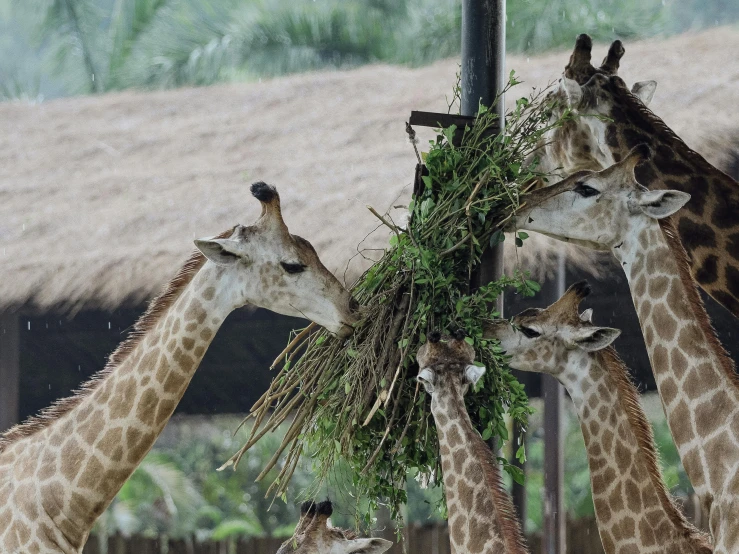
[1,27,738,314]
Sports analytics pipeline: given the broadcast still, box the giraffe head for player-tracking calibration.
[529,35,657,179]
[484,281,620,374]
[275,500,392,554]
[194,182,360,337]
[512,145,690,252]
[416,329,485,398]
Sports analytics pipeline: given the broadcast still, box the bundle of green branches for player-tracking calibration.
[222,75,562,523]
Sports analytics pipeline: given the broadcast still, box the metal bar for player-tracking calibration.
[463,0,506,315]
[0,313,20,433]
[542,251,567,554]
[408,111,475,129]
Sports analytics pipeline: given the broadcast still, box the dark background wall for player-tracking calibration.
[18,307,305,421]
[17,265,738,420]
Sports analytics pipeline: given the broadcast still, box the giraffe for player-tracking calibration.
[0,182,361,554]
[528,33,739,317]
[416,330,529,554]
[275,500,392,554]
[484,281,713,554]
[509,145,739,552]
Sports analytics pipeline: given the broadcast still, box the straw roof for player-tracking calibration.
[1,28,738,314]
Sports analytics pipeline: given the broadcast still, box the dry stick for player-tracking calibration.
[270,322,315,369]
[270,440,303,498]
[391,380,421,455]
[220,366,324,471]
[361,358,404,475]
[383,281,416,408]
[360,292,410,425]
[367,205,400,235]
[255,414,306,481]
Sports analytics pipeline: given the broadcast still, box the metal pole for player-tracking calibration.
[542,252,567,554]
[462,0,506,313]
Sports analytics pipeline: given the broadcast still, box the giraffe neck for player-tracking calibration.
[560,347,710,554]
[614,216,739,508]
[603,77,739,317]
[0,262,237,552]
[430,384,528,554]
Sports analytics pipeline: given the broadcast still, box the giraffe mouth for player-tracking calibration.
[336,322,355,338]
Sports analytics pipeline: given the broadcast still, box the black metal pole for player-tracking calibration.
[542,252,567,554]
[462,0,505,314]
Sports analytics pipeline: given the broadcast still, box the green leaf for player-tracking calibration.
[489,229,505,246]
[464,337,474,345]
[517,231,529,240]
[481,427,493,441]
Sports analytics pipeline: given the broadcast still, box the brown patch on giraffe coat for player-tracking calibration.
[185,299,207,324]
[203,286,216,300]
[156,399,177,426]
[127,431,156,465]
[60,438,85,482]
[652,305,678,342]
[684,363,721,400]
[670,350,688,379]
[200,328,213,341]
[109,376,137,419]
[136,389,159,425]
[182,337,195,351]
[185,322,197,333]
[695,391,729,437]
[704,431,739,492]
[78,455,105,489]
[660,379,678,406]
[681,448,705,488]
[97,427,123,459]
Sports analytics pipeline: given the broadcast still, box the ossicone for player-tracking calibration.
[569,280,592,301]
[250,181,278,203]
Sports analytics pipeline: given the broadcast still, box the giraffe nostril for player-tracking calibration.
[349,297,360,314]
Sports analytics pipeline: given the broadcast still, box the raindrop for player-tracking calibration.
[92,73,95,82]
[27,321,30,331]
[48,384,51,390]
[22,224,25,231]
[108,321,111,330]
[78,365,81,372]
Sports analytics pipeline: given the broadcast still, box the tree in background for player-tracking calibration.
[3,0,738,100]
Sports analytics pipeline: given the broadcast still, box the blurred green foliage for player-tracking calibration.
[1,0,737,100]
[92,398,692,540]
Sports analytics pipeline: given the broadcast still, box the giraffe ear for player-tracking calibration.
[572,327,621,352]
[348,538,393,554]
[631,80,657,106]
[464,364,486,386]
[417,368,435,393]
[194,238,245,266]
[636,190,691,219]
[560,77,583,108]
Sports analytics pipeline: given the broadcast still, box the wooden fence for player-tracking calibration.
[83,497,708,554]
[83,518,604,554]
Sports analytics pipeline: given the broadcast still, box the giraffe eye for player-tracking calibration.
[573,182,600,197]
[519,327,541,338]
[280,262,306,274]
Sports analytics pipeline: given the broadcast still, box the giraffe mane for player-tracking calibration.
[0,227,236,452]
[448,389,529,554]
[659,217,739,389]
[597,347,713,552]
[606,76,735,181]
